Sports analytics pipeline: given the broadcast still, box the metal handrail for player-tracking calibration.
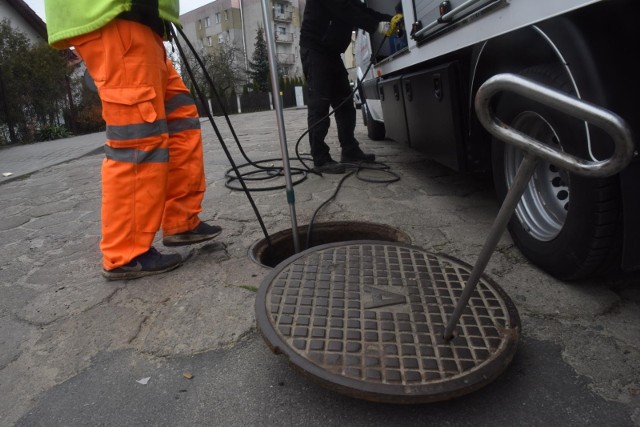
[414,0,496,39]
[475,73,635,177]
[443,73,635,340]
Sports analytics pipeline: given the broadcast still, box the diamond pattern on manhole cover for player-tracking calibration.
[255,241,520,403]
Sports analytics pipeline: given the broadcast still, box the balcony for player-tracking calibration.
[277,53,296,65]
[275,31,294,43]
[273,10,292,22]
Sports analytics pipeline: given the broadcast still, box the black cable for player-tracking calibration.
[173,26,308,193]
[304,162,400,250]
[172,23,402,257]
[301,34,403,245]
[293,35,390,174]
[224,158,307,191]
[354,163,401,183]
[170,25,273,250]
[305,170,355,249]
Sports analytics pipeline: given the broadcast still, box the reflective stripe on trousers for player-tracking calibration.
[70,19,206,270]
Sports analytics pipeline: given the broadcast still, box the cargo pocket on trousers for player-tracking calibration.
[100,85,159,125]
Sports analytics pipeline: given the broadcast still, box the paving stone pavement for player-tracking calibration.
[0,108,639,426]
[0,132,105,185]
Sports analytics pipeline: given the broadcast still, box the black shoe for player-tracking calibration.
[102,247,182,280]
[313,160,346,174]
[341,147,376,164]
[162,221,222,247]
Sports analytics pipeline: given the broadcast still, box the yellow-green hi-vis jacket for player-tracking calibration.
[45,0,181,48]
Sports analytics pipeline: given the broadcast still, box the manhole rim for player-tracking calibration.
[248,221,412,268]
[255,240,521,404]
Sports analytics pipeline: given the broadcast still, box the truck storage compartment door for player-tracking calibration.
[379,76,410,146]
[403,62,465,171]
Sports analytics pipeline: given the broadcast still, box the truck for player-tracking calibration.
[354,0,639,281]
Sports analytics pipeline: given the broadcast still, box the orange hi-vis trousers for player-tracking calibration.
[70,19,206,270]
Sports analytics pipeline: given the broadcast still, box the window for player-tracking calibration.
[198,19,202,30]
[207,36,212,46]
[277,3,285,14]
[215,13,220,23]
[224,11,228,21]
[218,34,225,44]
[205,16,211,27]
[278,26,286,35]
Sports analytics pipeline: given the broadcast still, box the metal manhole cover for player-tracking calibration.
[255,241,520,403]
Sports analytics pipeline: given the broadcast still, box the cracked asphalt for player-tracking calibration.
[0,108,639,426]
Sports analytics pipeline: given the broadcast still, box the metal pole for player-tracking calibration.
[239,0,248,72]
[259,0,301,253]
[443,153,538,340]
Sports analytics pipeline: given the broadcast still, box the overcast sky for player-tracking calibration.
[23,0,215,22]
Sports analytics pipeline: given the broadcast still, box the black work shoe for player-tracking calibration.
[102,247,182,280]
[341,147,376,164]
[313,160,346,174]
[162,221,222,247]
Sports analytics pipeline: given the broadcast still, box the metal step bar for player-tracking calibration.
[413,0,505,40]
[443,73,635,340]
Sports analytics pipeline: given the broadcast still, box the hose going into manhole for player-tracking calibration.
[171,25,275,252]
[170,17,402,257]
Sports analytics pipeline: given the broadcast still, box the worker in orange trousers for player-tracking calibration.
[45,2,221,280]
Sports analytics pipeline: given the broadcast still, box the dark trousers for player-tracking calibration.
[301,47,360,165]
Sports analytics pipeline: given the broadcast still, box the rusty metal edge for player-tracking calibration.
[255,240,521,404]
[248,222,412,268]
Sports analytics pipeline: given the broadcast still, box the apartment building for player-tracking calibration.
[240,0,304,78]
[180,0,304,80]
[180,0,246,59]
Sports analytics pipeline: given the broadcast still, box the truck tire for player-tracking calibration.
[364,103,386,140]
[491,65,621,280]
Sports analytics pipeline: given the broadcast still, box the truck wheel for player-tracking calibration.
[364,103,385,140]
[491,65,621,280]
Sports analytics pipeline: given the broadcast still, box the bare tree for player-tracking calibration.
[179,40,246,112]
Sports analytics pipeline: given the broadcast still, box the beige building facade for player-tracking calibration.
[180,0,305,81]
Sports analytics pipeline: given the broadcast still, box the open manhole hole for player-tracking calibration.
[250,221,411,268]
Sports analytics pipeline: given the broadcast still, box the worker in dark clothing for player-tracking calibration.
[300,0,392,174]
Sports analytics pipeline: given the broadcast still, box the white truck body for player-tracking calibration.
[378,0,600,72]
[354,0,639,280]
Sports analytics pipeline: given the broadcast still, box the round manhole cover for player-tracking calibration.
[255,241,520,403]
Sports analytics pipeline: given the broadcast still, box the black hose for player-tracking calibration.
[293,36,390,174]
[172,24,402,257]
[171,25,273,250]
